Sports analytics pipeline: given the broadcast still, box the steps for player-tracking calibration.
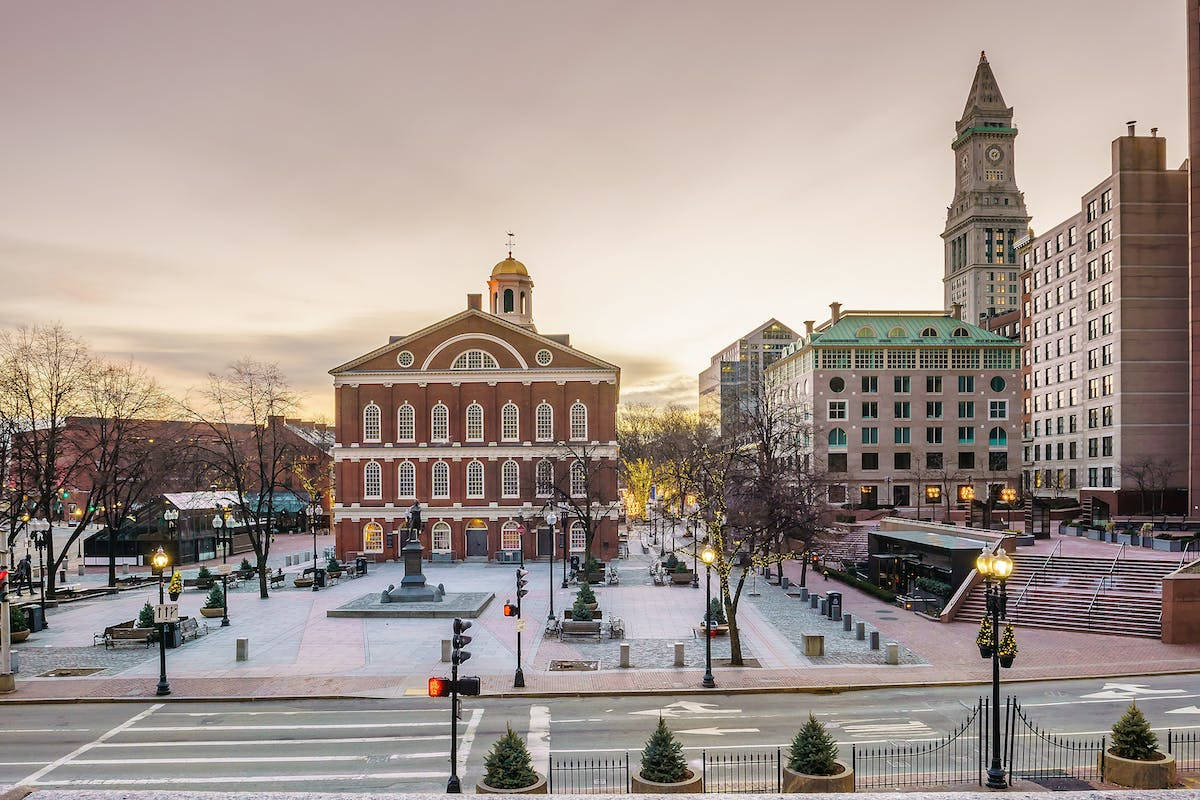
[812,527,869,568]
[955,552,1176,638]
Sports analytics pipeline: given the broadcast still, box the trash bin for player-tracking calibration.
[355,557,367,576]
[26,604,45,632]
[313,568,326,588]
[164,622,183,649]
[827,591,842,621]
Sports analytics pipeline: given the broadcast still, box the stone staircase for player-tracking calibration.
[812,527,869,569]
[955,551,1177,638]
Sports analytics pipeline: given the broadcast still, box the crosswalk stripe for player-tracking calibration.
[127,721,444,732]
[155,709,435,716]
[95,734,451,748]
[33,771,445,786]
[69,755,366,765]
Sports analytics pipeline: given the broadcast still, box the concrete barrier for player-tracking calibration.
[819,598,827,616]
[869,631,880,650]
[856,621,865,640]
[800,587,809,601]
[886,642,900,665]
[809,595,819,609]
[673,642,685,667]
[236,638,250,662]
[620,642,631,668]
[842,613,852,631]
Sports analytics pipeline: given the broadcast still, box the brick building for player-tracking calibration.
[328,253,621,563]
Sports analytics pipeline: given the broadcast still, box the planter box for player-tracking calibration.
[1116,533,1140,546]
[1103,749,1175,789]
[1087,530,1106,541]
[670,572,695,585]
[1141,537,1156,548]
[200,607,224,618]
[782,761,854,793]
[10,629,30,643]
[431,552,454,563]
[476,773,548,794]
[631,770,703,794]
[1152,537,1183,552]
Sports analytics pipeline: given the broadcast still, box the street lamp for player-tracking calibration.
[1000,487,1018,529]
[559,504,570,590]
[699,545,717,689]
[303,504,319,592]
[975,548,1014,789]
[29,520,49,629]
[542,504,559,621]
[151,546,171,696]
[925,485,941,523]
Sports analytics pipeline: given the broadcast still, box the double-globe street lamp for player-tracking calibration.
[699,544,717,689]
[542,503,559,621]
[303,503,320,592]
[976,548,1014,790]
[151,546,172,696]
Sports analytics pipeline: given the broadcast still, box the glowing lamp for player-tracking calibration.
[700,546,717,565]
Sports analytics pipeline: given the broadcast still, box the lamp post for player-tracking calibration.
[304,505,319,592]
[210,511,223,567]
[925,485,941,524]
[1000,487,1017,529]
[151,546,171,696]
[542,504,559,621]
[975,548,1014,790]
[560,504,569,590]
[30,520,49,628]
[700,544,717,689]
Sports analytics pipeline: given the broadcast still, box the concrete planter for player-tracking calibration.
[781,761,855,793]
[476,772,548,794]
[1152,537,1184,552]
[670,572,695,585]
[1103,749,1175,789]
[1116,533,1140,547]
[1087,530,1106,541]
[200,607,224,618]
[10,629,30,643]
[1141,537,1156,548]
[631,769,703,794]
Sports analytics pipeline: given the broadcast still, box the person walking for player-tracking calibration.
[14,554,34,597]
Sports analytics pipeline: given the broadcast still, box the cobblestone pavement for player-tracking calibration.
[9,644,154,677]
[534,634,753,671]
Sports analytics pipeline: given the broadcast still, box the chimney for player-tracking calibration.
[1151,127,1158,138]
[467,293,482,311]
[829,302,842,322]
[952,302,963,320]
[1126,120,1137,137]
[804,320,815,337]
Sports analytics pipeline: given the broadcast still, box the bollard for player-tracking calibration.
[819,598,828,616]
[441,639,452,663]
[780,576,791,590]
[674,642,685,667]
[886,642,900,665]
[843,613,852,632]
[810,595,819,609]
[800,587,809,601]
[869,631,880,650]
[856,621,866,640]
[77,564,85,577]
[620,642,631,668]
[236,638,250,662]
[10,651,18,674]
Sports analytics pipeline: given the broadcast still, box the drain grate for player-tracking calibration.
[37,667,105,677]
[550,660,598,671]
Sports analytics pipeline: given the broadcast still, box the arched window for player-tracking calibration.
[432,461,450,498]
[502,460,520,497]
[431,521,451,552]
[988,426,1007,447]
[569,401,588,441]
[362,522,383,552]
[570,460,587,497]
[535,402,553,441]
[501,520,522,551]
[397,403,415,442]
[397,461,416,498]
[362,403,381,442]
[569,520,586,552]
[520,291,527,315]
[952,326,969,338]
[536,459,554,497]
[503,289,514,313]
[889,326,906,338]
[828,428,847,448]
[921,327,938,338]
[465,402,484,442]
[363,461,382,499]
[501,402,519,441]
[466,460,484,498]
[856,326,877,338]
[451,350,499,370]
[431,403,449,442]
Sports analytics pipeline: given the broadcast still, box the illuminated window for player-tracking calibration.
[362,522,383,552]
[501,521,522,552]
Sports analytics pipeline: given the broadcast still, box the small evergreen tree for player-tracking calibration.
[205,584,225,609]
[137,602,155,628]
[788,713,839,776]
[327,556,340,571]
[482,725,539,789]
[975,616,993,649]
[167,571,183,596]
[708,598,726,625]
[9,606,29,632]
[571,596,593,622]
[197,566,213,583]
[577,583,596,605]
[665,553,679,570]
[239,558,254,572]
[640,717,689,783]
[1111,703,1158,760]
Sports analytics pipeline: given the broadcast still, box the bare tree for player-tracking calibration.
[182,359,300,598]
[1121,456,1179,521]
[546,440,621,565]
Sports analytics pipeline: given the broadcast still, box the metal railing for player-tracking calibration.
[1086,543,1125,629]
[1006,697,1106,782]
[1168,729,1200,772]
[852,697,984,789]
[1009,539,1061,623]
[701,749,780,793]
[549,754,629,794]
[1180,539,1199,569]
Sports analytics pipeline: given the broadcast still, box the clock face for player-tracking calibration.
[986,146,1003,164]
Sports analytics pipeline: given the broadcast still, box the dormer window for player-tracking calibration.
[952,327,969,338]
[921,327,938,338]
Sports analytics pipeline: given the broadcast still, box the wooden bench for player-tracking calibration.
[561,620,602,641]
[269,571,286,588]
[178,616,209,643]
[97,621,153,649]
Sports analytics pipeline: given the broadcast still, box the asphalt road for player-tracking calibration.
[2,674,1199,793]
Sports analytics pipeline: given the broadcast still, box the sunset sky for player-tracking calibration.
[0,1,1187,418]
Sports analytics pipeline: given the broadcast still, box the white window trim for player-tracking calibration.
[501,402,520,442]
[466,459,485,499]
[501,521,522,552]
[536,459,554,498]
[397,461,416,499]
[397,402,416,443]
[363,460,383,500]
[569,401,588,441]
[431,402,449,443]
[363,402,382,443]
[535,402,554,442]
[465,402,485,443]
[432,461,450,499]
[362,522,384,553]
[502,459,520,498]
[431,521,452,553]
[570,460,587,498]
[827,400,847,421]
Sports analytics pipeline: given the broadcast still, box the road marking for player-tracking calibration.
[127,721,445,732]
[529,705,551,776]
[20,703,163,787]
[555,718,606,723]
[155,709,436,716]
[457,707,483,776]
[1021,692,1200,708]
[70,755,367,765]
[1167,706,1200,715]
[841,721,936,736]
[0,729,92,734]
[387,752,449,760]
[32,771,445,787]
[630,701,740,718]
[0,762,50,767]
[95,734,451,748]
[1080,683,1186,700]
[677,727,760,736]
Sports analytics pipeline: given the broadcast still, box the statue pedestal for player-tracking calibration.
[382,535,444,603]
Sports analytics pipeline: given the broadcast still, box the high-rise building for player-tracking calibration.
[698,319,798,434]
[943,52,1030,325]
[1188,0,1200,516]
[1018,126,1188,514]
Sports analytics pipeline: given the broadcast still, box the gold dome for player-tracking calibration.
[491,256,529,277]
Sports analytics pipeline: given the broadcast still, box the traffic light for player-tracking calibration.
[452,618,472,665]
[0,568,7,603]
[515,568,529,601]
[428,676,450,697]
[502,601,517,617]
[456,676,481,696]
[810,552,820,567]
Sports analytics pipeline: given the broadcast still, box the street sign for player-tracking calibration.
[153,603,180,624]
[217,563,233,575]
[516,619,527,632]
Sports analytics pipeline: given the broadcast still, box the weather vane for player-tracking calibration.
[506,231,516,258]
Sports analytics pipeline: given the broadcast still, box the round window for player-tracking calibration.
[990,376,1005,392]
[397,350,414,368]
[535,349,553,366]
[829,377,845,393]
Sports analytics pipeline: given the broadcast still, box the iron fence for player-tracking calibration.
[701,748,780,793]
[548,754,629,794]
[852,696,984,789]
[1005,697,1106,783]
[1169,729,1200,772]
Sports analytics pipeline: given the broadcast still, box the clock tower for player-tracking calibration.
[942,51,1030,324]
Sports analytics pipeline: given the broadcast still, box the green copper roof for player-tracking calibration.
[952,126,1017,148]
[810,315,1017,347]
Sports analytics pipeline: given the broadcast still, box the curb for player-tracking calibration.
[1,666,1198,705]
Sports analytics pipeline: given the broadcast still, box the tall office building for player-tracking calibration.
[698,319,798,434]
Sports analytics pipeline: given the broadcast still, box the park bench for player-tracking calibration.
[96,620,153,649]
[606,617,625,639]
[561,620,602,641]
[269,570,286,588]
[178,616,209,643]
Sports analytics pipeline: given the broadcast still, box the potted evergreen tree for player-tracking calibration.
[631,717,702,793]
[976,616,993,658]
[671,561,694,585]
[475,725,547,793]
[782,713,854,792]
[568,595,593,622]
[167,571,183,601]
[997,624,1017,668]
[200,585,226,618]
[701,597,729,636]
[195,566,214,590]
[326,557,343,579]
[9,605,30,643]
[1103,703,1175,788]
[237,558,256,580]
[577,583,598,612]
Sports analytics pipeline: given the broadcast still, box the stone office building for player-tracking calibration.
[698,318,798,435]
[766,304,1022,509]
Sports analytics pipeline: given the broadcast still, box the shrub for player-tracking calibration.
[576,583,596,605]
[708,597,726,625]
[1111,703,1158,761]
[675,561,693,575]
[583,556,602,574]
[483,725,539,789]
[788,713,839,776]
[975,616,993,649]
[196,566,213,582]
[137,602,155,628]
[167,571,183,596]
[640,717,688,783]
[9,605,28,633]
[998,624,1017,658]
[327,556,341,572]
[571,596,593,622]
[914,577,954,599]
[239,558,254,572]
[664,553,679,570]
[822,567,896,603]
[204,584,225,609]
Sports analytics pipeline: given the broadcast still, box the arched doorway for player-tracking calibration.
[465,519,489,559]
